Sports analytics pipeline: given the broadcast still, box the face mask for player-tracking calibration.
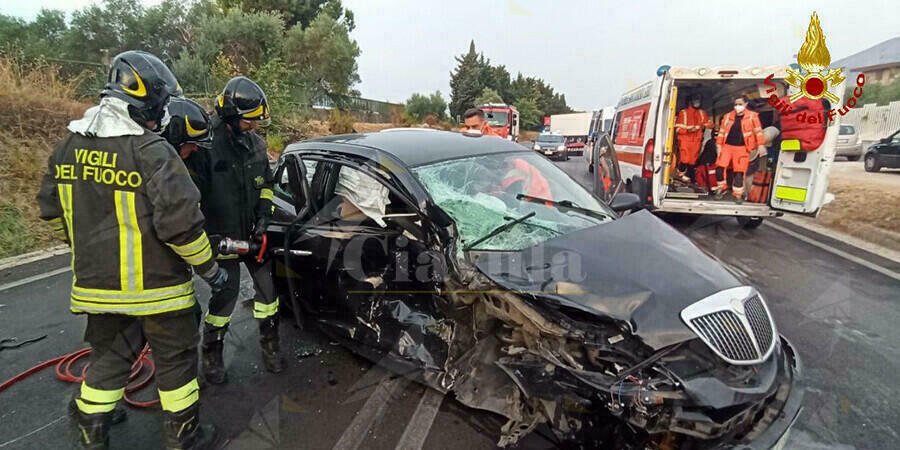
[692,100,701,108]
[734,105,745,113]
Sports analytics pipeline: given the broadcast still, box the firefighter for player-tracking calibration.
[460,108,499,136]
[36,51,225,449]
[714,95,767,203]
[183,76,283,384]
[163,97,213,160]
[674,94,713,183]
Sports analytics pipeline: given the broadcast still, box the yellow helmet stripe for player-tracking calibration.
[121,68,147,97]
[242,104,265,118]
[184,114,205,137]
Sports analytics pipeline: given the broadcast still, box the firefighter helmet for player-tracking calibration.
[164,98,213,149]
[215,76,270,126]
[102,51,181,128]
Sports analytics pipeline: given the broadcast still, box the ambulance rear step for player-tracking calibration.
[657,198,783,217]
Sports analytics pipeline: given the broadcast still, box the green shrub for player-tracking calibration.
[328,109,355,134]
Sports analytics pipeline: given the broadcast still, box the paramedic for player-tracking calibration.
[675,95,713,183]
[714,95,766,203]
[37,50,223,449]
[183,76,284,384]
[460,108,499,136]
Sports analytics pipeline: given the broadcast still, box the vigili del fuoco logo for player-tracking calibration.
[764,12,866,124]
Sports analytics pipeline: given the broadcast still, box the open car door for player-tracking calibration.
[592,133,625,203]
[651,77,677,208]
[770,93,841,215]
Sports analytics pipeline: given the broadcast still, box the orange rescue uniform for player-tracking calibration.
[715,110,765,196]
[674,106,712,165]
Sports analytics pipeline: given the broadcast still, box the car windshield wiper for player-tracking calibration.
[463,212,536,251]
[516,194,609,220]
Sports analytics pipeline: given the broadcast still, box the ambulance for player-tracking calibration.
[610,65,840,227]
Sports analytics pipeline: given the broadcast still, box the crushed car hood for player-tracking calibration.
[473,209,742,350]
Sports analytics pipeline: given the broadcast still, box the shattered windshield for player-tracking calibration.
[414,152,613,251]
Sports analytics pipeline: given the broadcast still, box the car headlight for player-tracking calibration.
[533,144,540,150]
[557,144,566,151]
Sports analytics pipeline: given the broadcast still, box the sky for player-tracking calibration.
[3,0,899,110]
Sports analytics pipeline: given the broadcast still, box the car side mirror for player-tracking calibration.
[610,192,641,213]
[881,137,890,144]
[426,203,453,227]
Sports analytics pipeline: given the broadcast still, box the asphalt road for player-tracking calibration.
[1,156,898,449]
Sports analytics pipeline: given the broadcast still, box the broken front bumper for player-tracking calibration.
[716,336,803,450]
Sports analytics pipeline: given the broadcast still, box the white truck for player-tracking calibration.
[549,112,593,156]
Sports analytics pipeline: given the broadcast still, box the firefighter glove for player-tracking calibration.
[252,216,270,241]
[202,264,229,294]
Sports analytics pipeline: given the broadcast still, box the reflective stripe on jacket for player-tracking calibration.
[36,131,215,315]
[716,110,765,152]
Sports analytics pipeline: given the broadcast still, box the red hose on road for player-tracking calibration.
[0,345,159,408]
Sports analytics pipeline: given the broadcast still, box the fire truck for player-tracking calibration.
[478,103,520,140]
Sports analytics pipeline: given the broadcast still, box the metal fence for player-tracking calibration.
[841,101,900,141]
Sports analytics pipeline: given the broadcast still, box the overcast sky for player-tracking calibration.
[4,0,898,109]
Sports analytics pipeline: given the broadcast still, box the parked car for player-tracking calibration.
[835,124,863,161]
[864,128,900,172]
[532,132,568,160]
[266,129,802,448]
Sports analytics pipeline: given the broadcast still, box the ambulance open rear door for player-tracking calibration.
[770,92,841,215]
[651,77,677,208]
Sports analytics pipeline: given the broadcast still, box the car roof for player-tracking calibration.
[284,129,528,168]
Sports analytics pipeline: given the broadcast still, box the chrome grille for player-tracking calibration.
[744,295,774,354]
[681,287,778,365]
[692,311,757,361]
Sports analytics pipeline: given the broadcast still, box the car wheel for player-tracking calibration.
[737,216,764,229]
[864,154,880,172]
[588,163,594,173]
[846,155,860,162]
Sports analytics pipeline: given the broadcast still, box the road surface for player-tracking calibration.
[1,156,898,449]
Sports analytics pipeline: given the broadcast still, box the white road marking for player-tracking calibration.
[0,414,66,448]
[332,376,408,450]
[764,221,900,282]
[0,245,68,271]
[0,267,71,293]
[395,388,445,450]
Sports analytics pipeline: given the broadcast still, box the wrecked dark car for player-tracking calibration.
[266,129,803,448]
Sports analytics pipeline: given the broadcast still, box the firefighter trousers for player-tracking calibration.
[75,306,201,415]
[204,257,278,329]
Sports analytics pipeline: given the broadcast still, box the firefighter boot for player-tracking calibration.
[73,410,112,449]
[69,398,127,425]
[259,317,285,373]
[201,324,227,385]
[162,403,217,450]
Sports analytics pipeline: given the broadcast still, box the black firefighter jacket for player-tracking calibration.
[184,117,274,247]
[37,131,218,316]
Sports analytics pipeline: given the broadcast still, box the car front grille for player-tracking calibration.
[681,288,777,365]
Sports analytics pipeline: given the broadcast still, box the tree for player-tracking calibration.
[450,41,571,119]
[449,41,485,119]
[282,9,360,100]
[405,91,447,121]
[216,0,354,30]
[515,97,543,130]
[474,87,503,105]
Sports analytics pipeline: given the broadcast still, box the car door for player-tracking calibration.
[886,131,900,167]
[592,133,624,203]
[272,151,452,370]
